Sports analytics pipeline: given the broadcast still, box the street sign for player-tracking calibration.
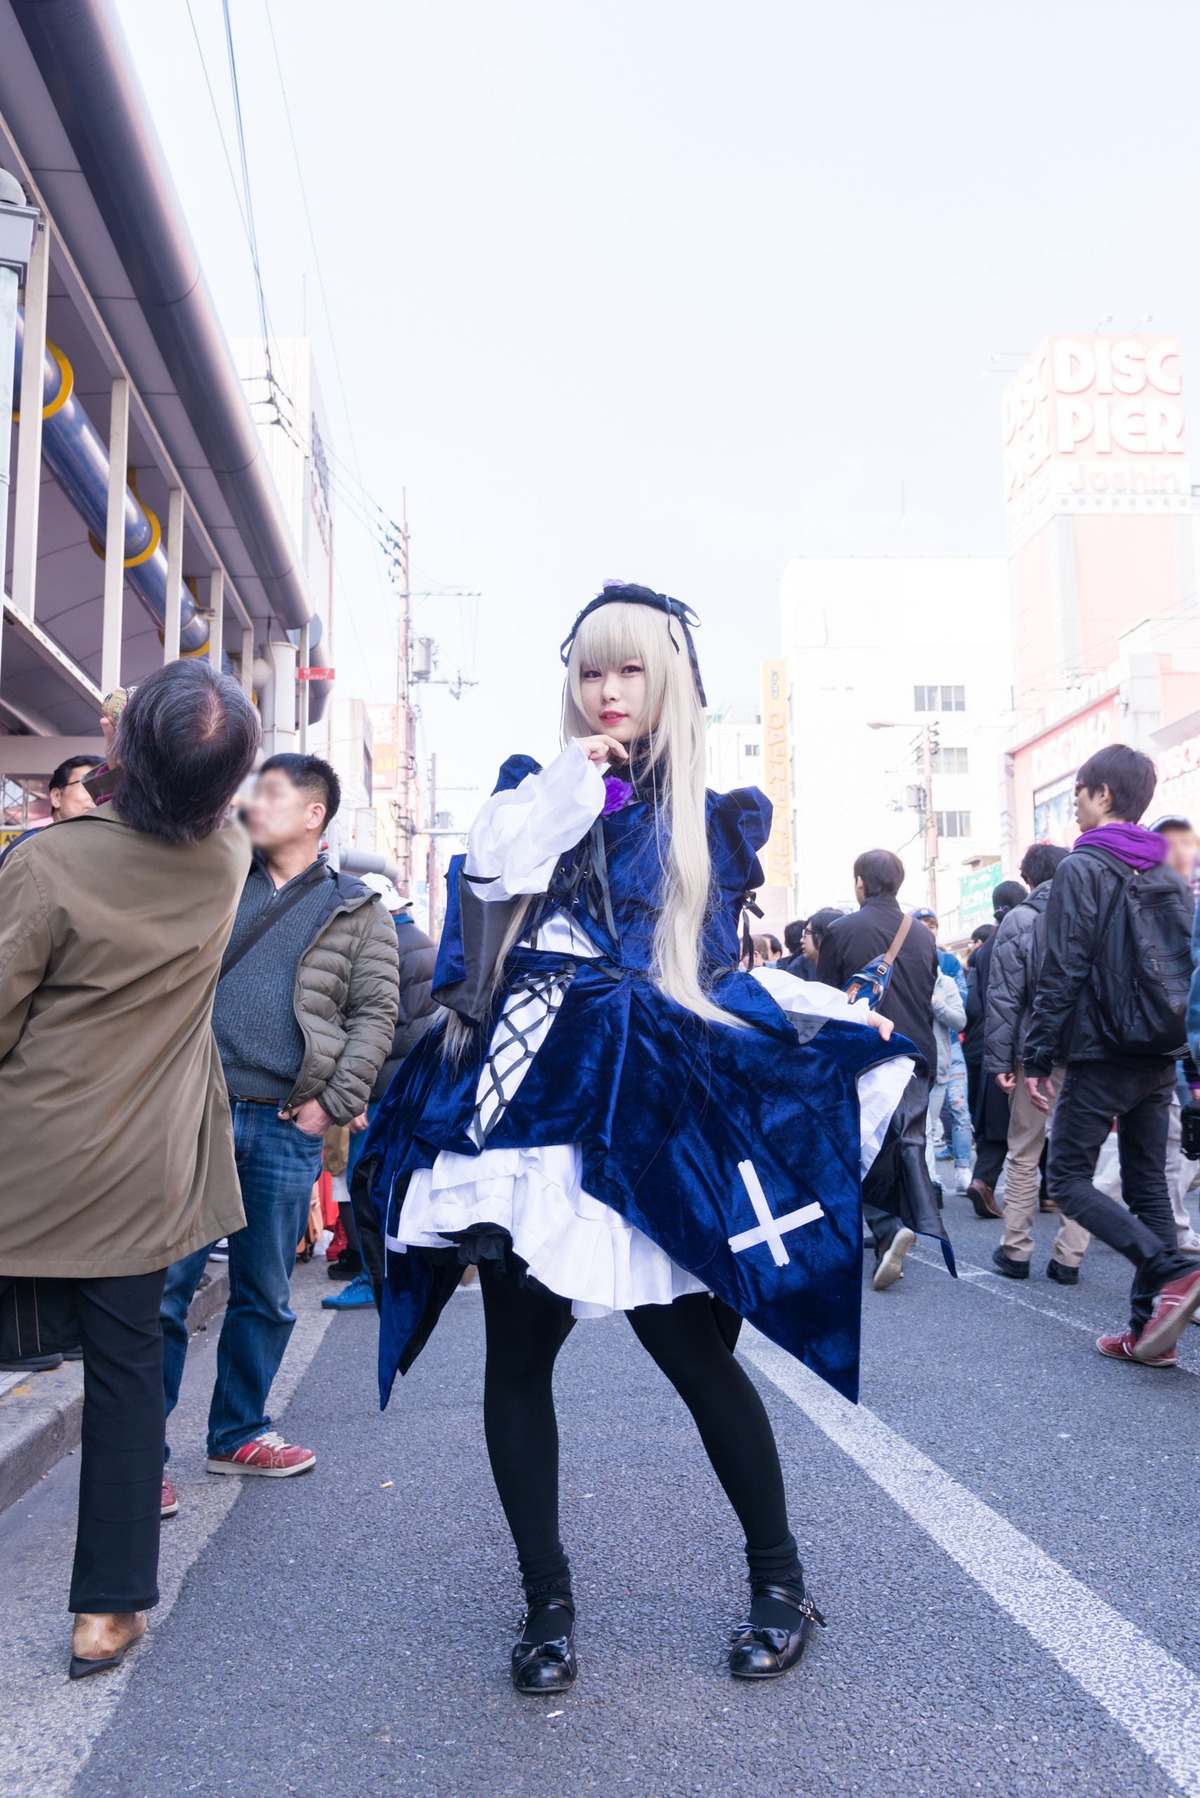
[297,667,334,681]
[958,865,998,931]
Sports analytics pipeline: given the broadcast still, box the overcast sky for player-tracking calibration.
[114,0,1200,810]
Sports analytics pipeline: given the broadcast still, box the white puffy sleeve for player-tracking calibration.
[753,966,915,1176]
[465,741,606,902]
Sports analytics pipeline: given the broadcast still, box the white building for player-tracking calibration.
[780,557,1015,942]
[706,703,764,792]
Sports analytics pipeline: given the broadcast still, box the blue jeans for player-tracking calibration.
[946,1040,972,1167]
[161,1103,324,1459]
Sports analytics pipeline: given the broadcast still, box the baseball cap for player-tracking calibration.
[360,872,406,910]
[911,907,938,922]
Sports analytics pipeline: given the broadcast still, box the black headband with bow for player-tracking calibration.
[559,582,707,707]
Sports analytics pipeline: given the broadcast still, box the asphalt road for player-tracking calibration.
[2,1197,1199,1798]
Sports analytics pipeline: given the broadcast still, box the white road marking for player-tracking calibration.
[0,1286,334,1798]
[742,1327,1200,1798]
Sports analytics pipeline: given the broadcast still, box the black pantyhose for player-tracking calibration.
[478,1267,804,1639]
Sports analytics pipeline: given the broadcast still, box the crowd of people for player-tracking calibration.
[770,748,1200,1341]
[1,606,1199,1700]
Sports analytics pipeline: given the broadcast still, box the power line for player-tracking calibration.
[220,0,286,429]
[261,0,399,633]
[181,0,253,258]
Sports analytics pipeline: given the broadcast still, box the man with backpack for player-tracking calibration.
[1023,745,1200,1365]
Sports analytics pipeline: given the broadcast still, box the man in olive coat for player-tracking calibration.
[0,661,259,1675]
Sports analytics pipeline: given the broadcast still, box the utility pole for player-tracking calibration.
[921,722,940,913]
[392,490,414,893]
[426,751,438,938]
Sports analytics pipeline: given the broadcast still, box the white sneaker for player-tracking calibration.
[872,1227,915,1292]
[954,1166,972,1193]
[1178,1232,1200,1256]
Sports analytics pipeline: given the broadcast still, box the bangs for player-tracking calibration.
[568,601,667,676]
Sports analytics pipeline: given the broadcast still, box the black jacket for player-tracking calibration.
[371,913,438,1102]
[985,882,1051,1074]
[1024,850,1193,1075]
[962,956,986,1066]
[777,952,814,980]
[817,895,936,1073]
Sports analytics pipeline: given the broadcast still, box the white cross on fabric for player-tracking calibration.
[728,1160,825,1268]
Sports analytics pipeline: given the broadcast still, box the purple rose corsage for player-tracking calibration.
[602,775,635,816]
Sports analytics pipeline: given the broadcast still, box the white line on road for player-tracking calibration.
[0,1286,334,1798]
[908,1245,1199,1377]
[742,1328,1200,1798]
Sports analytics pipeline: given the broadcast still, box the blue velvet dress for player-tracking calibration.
[364,754,918,1405]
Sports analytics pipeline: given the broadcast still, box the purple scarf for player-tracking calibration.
[1075,821,1168,871]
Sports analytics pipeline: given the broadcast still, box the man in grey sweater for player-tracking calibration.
[159,755,398,1506]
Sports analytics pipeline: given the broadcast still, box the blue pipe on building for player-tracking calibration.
[11,310,334,721]
[14,307,209,653]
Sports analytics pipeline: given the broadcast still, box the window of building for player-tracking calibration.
[744,742,760,757]
[914,684,966,712]
[935,810,972,838]
[933,745,969,774]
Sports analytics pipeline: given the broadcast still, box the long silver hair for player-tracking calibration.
[442,598,741,1059]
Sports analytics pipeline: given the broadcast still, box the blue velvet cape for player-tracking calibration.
[365,756,918,1405]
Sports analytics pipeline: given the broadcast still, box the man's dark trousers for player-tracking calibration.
[1048,1058,1195,1332]
[862,1070,941,1252]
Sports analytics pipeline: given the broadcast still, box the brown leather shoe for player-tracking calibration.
[1038,1193,1059,1213]
[967,1179,1002,1219]
[69,1611,147,1680]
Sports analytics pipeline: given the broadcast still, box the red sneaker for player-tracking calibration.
[1096,1329,1178,1369]
[1133,1266,1200,1362]
[161,1477,179,1518]
[206,1432,316,1478]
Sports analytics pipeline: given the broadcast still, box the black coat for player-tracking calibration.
[817,895,937,1074]
[962,935,994,1068]
[371,914,439,1103]
[1024,850,1193,1076]
[963,929,1011,1140]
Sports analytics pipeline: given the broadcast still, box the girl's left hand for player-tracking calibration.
[865,1011,894,1042]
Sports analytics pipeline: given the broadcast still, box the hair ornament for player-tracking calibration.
[560,581,707,707]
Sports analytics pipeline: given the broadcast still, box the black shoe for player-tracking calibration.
[991,1247,1029,1280]
[0,1352,64,1373]
[727,1581,825,1681]
[511,1613,577,1694]
[1046,1258,1079,1285]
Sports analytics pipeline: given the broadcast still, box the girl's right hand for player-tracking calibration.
[574,735,629,765]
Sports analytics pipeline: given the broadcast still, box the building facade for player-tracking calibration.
[1002,332,1200,842]
[780,556,1014,940]
[0,2,334,844]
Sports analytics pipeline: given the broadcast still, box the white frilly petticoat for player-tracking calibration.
[388,745,913,1317]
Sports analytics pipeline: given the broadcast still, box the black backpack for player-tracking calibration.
[1080,848,1194,1058]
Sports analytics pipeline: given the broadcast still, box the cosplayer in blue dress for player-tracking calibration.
[360,582,939,1695]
